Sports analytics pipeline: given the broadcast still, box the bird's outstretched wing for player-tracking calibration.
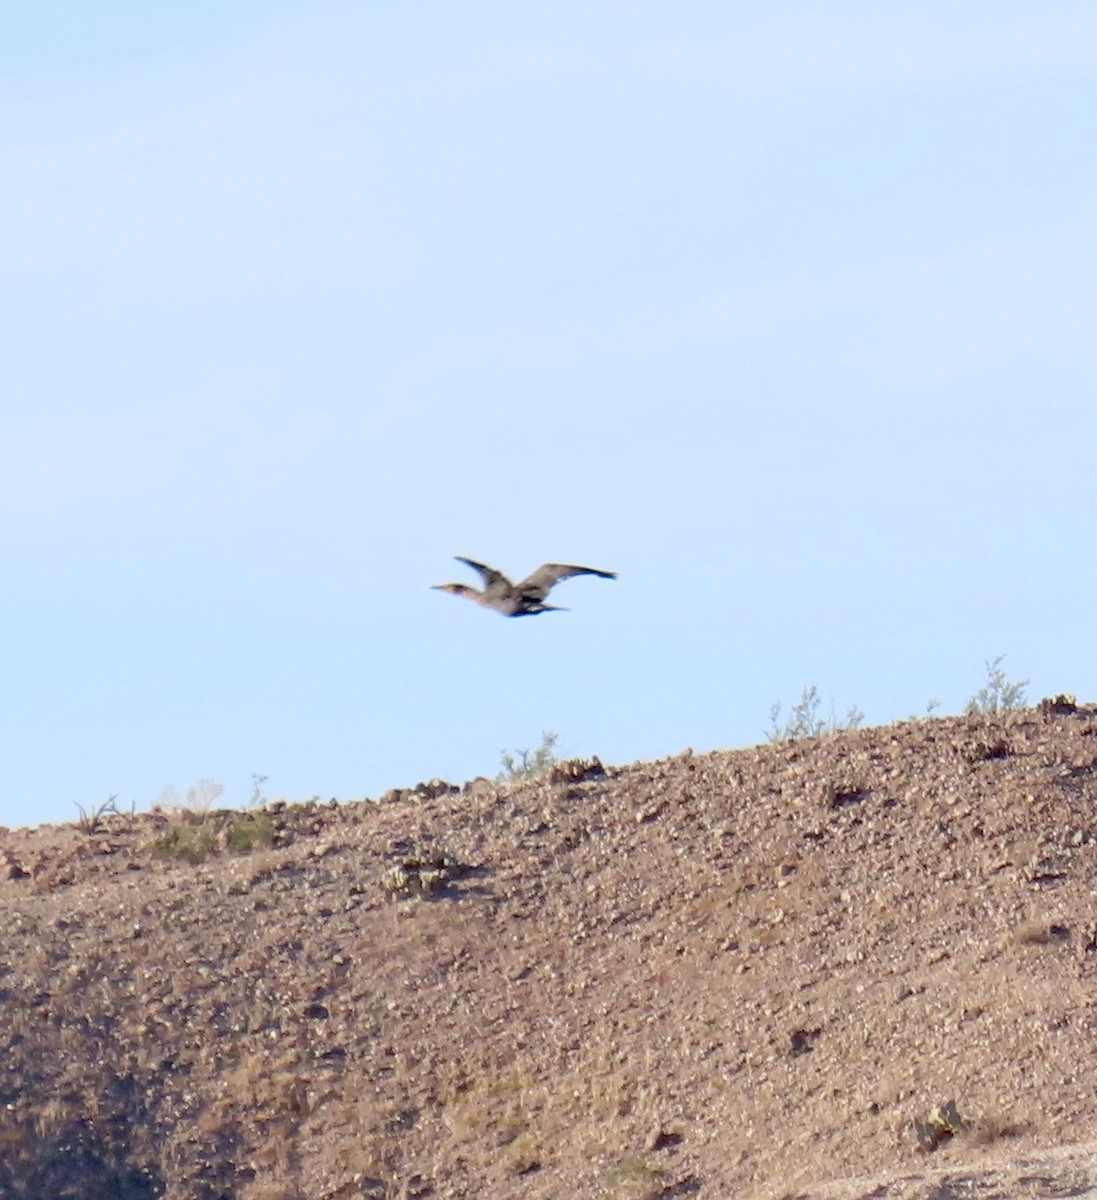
[516,563,617,602]
[454,557,512,591]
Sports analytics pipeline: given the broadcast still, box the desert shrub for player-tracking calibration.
[965,656,1028,715]
[225,811,275,853]
[603,1156,664,1197]
[151,809,275,864]
[247,773,269,808]
[150,818,220,865]
[73,795,129,834]
[498,732,560,782]
[155,779,225,814]
[767,685,864,741]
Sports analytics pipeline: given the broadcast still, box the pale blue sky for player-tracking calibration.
[2,3,1093,829]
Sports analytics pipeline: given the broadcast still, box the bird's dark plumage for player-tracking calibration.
[432,557,616,617]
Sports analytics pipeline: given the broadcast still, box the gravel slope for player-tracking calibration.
[1,704,1094,1199]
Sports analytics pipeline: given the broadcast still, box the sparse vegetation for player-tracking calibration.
[150,807,275,864]
[767,685,864,741]
[498,731,561,782]
[965,655,1029,715]
[502,1130,542,1175]
[156,778,224,814]
[247,772,269,809]
[603,1155,665,1197]
[150,815,221,865]
[5,703,1093,1199]
[224,810,276,853]
[74,794,128,834]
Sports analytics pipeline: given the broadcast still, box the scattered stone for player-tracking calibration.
[789,1027,822,1056]
[914,1100,966,1151]
[547,757,605,784]
[0,707,1092,1198]
[645,1126,682,1152]
[381,851,467,897]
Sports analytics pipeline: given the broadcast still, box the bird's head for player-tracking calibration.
[431,582,477,599]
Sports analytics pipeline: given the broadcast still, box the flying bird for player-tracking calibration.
[431,556,616,617]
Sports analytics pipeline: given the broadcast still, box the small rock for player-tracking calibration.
[644,1126,682,1152]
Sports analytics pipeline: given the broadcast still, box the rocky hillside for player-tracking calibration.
[1,703,1095,1199]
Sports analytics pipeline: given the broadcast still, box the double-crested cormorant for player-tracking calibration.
[431,556,616,617]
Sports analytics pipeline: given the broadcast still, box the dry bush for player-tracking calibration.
[150,809,275,864]
[603,1155,665,1198]
[150,818,220,864]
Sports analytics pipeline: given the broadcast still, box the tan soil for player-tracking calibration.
[1,705,1094,1200]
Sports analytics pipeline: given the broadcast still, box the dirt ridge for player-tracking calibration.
[1,706,1094,1198]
